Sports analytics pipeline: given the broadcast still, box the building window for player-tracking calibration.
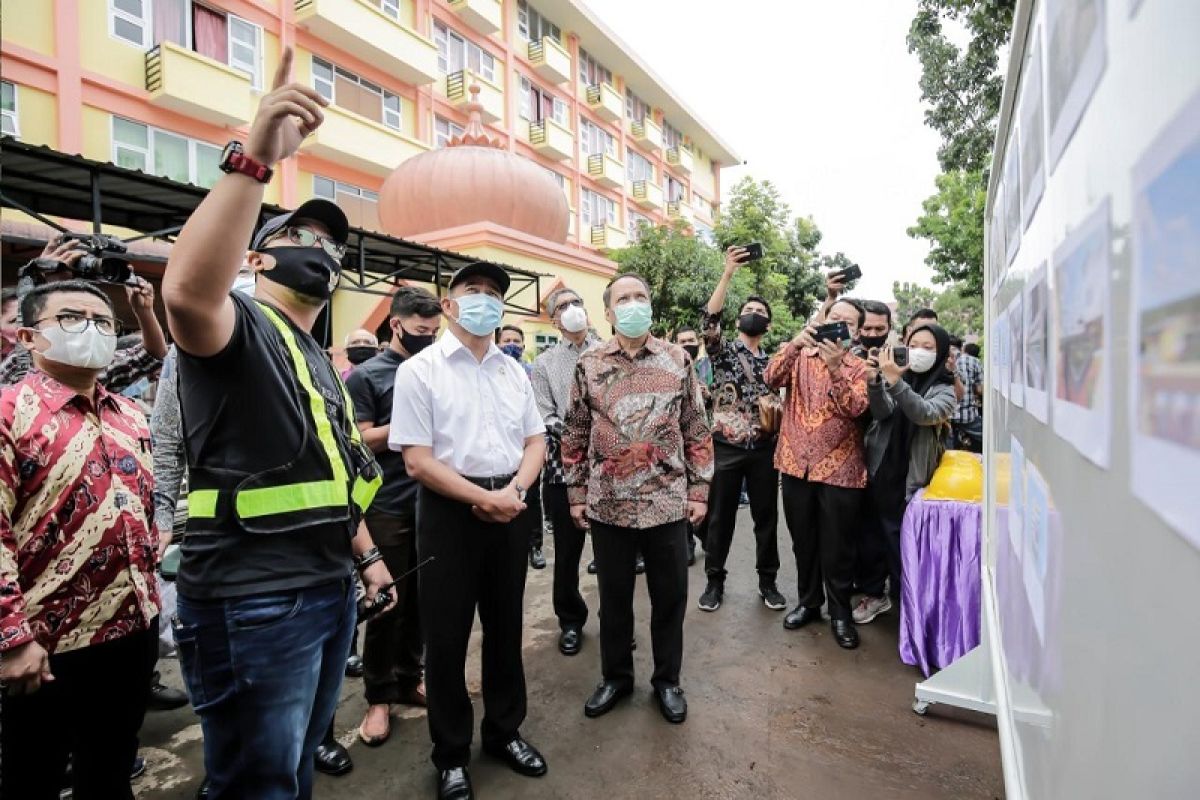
[519,77,567,126]
[578,48,612,88]
[434,115,465,148]
[433,19,496,82]
[580,119,616,159]
[625,89,650,124]
[665,175,685,203]
[111,116,222,188]
[628,211,652,242]
[517,0,561,43]
[692,193,713,219]
[534,332,559,354]
[627,150,654,183]
[111,1,263,90]
[1,82,18,137]
[314,175,381,232]
[374,0,400,18]
[541,165,566,189]
[581,188,616,229]
[663,120,684,151]
[312,57,403,131]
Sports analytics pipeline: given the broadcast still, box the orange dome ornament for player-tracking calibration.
[378,84,570,244]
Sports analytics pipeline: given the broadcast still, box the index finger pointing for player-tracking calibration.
[272,46,293,91]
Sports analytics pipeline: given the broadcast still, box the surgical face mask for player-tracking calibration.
[399,328,435,356]
[232,272,256,297]
[500,343,524,361]
[260,246,340,300]
[345,345,377,365]
[908,347,937,374]
[452,293,504,337]
[559,303,588,333]
[858,332,889,350]
[613,300,652,338]
[681,343,700,360]
[37,324,117,369]
[737,312,769,337]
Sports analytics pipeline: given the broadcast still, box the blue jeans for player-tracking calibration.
[175,580,355,800]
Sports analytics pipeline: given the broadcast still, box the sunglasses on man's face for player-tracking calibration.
[270,226,346,260]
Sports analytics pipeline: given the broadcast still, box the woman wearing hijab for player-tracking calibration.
[853,323,957,621]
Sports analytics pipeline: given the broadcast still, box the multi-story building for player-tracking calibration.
[1,0,739,351]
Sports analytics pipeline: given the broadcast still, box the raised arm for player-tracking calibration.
[150,349,185,550]
[531,356,562,435]
[162,48,328,357]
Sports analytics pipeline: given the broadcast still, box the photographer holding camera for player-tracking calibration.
[1,236,167,389]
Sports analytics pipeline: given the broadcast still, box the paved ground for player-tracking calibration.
[134,506,1004,800]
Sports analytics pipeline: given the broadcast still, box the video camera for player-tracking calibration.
[22,233,135,285]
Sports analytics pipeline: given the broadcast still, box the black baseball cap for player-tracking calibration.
[448,261,510,296]
[250,198,350,252]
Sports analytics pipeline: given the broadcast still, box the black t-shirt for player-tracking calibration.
[175,294,355,600]
[345,348,415,516]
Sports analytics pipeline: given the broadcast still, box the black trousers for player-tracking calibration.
[543,481,588,631]
[861,478,907,602]
[590,518,688,690]
[1,623,157,800]
[527,478,544,550]
[417,486,528,770]
[854,486,889,597]
[363,507,424,705]
[703,441,780,587]
[779,475,861,622]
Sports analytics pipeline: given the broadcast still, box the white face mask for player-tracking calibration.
[908,348,937,374]
[232,272,256,296]
[38,325,117,370]
[559,304,588,333]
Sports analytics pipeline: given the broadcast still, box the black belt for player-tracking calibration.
[463,474,516,490]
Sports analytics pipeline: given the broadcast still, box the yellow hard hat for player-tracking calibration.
[925,450,984,503]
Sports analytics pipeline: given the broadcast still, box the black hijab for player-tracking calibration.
[904,323,954,396]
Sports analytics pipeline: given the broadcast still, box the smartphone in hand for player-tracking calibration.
[741,242,764,261]
[832,264,862,282]
[892,346,909,368]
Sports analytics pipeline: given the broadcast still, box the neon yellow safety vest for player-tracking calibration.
[187,301,380,524]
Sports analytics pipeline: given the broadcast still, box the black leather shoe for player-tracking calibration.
[344,654,364,678]
[831,619,860,649]
[634,556,646,575]
[529,547,546,570]
[584,681,633,718]
[148,671,189,711]
[437,767,473,800]
[195,777,211,799]
[482,736,548,777]
[558,627,582,656]
[654,686,688,724]
[313,739,353,776]
[587,559,598,574]
[783,606,822,630]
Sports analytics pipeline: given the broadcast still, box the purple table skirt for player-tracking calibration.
[898,489,982,677]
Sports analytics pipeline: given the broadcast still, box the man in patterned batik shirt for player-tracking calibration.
[563,274,713,726]
[0,281,160,799]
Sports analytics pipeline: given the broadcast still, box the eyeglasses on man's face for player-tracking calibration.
[34,312,121,337]
[270,226,346,260]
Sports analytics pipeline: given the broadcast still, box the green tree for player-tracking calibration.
[907,0,1016,174]
[933,287,984,338]
[907,169,987,295]
[893,281,938,327]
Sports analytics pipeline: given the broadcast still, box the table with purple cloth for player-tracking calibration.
[898,488,983,677]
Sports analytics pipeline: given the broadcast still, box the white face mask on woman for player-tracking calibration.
[908,347,937,374]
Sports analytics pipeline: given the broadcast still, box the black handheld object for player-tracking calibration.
[832,264,862,283]
[356,556,435,624]
[57,233,135,285]
[893,346,909,368]
[813,321,851,344]
[740,242,764,261]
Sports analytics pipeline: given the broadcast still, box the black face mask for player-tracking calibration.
[346,345,377,365]
[737,313,769,336]
[681,343,701,360]
[400,329,436,356]
[261,246,340,300]
[858,332,890,350]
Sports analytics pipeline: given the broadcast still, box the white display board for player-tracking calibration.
[984,1,1200,798]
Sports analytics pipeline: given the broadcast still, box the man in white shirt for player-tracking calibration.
[390,262,548,800]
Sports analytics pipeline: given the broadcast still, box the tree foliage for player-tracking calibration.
[893,281,939,328]
[907,0,1016,174]
[906,169,987,295]
[933,287,984,338]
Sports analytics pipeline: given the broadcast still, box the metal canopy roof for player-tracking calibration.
[0,137,544,316]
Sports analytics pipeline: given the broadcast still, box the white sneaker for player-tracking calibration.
[852,595,893,624]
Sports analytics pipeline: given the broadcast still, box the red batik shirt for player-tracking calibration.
[0,372,159,655]
[765,344,870,488]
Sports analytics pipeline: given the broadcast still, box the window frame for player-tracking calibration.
[517,0,561,43]
[434,115,465,148]
[109,0,152,48]
[110,115,222,188]
[580,119,616,159]
[434,19,497,83]
[1,81,18,138]
[227,14,263,90]
[519,76,568,126]
[578,48,613,89]
[627,150,654,183]
[581,188,617,229]
[311,56,403,131]
[625,89,650,124]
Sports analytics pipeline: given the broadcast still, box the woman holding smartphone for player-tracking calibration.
[854,324,957,621]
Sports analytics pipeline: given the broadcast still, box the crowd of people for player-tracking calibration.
[0,52,985,800]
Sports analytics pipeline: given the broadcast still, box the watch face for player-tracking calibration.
[219,140,241,173]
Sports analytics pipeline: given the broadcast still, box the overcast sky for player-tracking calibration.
[581,0,943,302]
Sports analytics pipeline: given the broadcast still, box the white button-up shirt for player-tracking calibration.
[389,331,545,477]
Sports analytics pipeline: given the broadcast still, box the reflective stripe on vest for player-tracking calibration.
[188,301,380,520]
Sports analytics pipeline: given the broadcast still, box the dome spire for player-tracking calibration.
[449,84,502,149]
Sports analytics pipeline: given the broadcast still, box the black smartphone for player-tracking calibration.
[741,242,764,261]
[833,264,862,282]
[814,321,851,344]
[893,346,909,368]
